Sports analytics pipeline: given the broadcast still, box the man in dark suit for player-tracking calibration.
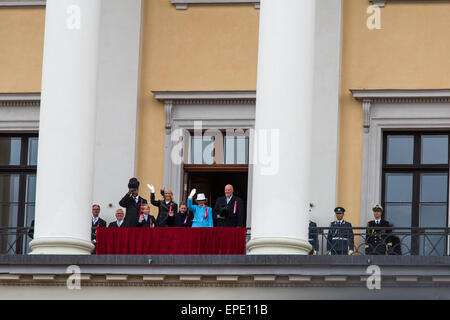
[108,209,125,227]
[91,204,107,254]
[119,178,148,227]
[308,220,319,255]
[213,184,245,227]
[365,204,391,255]
[327,207,354,255]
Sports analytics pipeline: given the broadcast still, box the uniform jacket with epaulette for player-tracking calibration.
[327,220,354,253]
[365,219,391,255]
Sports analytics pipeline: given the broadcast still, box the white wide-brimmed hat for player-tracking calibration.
[196,193,207,201]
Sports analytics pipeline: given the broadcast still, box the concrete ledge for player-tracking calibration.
[324,276,347,282]
[32,275,55,281]
[179,275,202,281]
[105,275,128,281]
[1,254,449,266]
[253,275,276,282]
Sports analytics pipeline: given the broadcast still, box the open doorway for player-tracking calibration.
[184,167,248,227]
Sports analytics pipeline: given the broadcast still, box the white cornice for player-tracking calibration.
[0,93,41,107]
[171,0,259,10]
[0,0,46,6]
[370,0,450,7]
[152,90,256,105]
[153,90,255,133]
[351,89,450,133]
[350,89,450,103]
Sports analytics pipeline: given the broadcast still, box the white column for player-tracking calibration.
[247,0,316,254]
[30,0,102,254]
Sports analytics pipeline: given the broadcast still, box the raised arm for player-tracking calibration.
[119,193,131,208]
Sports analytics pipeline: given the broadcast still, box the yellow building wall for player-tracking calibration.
[339,1,450,226]
[6,1,450,228]
[0,7,45,93]
[137,0,259,198]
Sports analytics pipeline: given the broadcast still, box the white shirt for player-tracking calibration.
[117,220,123,227]
[375,219,381,225]
[226,196,232,204]
[92,217,99,224]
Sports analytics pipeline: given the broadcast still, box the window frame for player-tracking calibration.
[0,132,38,254]
[381,131,450,254]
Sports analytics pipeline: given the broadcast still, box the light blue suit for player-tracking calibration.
[187,198,213,228]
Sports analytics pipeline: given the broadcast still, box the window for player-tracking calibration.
[0,133,38,254]
[186,129,250,165]
[382,132,449,255]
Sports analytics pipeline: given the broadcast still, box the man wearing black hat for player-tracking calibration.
[119,178,148,227]
[326,207,354,255]
[365,204,391,255]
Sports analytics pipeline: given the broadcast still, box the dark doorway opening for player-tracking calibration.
[184,167,248,227]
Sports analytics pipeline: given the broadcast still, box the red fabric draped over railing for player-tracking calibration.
[96,227,246,255]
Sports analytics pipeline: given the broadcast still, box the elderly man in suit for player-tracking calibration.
[108,209,125,228]
[213,184,245,227]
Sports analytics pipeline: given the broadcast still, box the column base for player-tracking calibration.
[29,237,95,255]
[246,237,312,255]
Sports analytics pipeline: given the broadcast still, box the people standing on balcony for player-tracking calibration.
[213,184,245,227]
[187,189,213,228]
[137,204,156,227]
[326,207,354,255]
[91,204,106,254]
[308,220,319,255]
[108,209,125,228]
[147,184,178,227]
[119,177,148,227]
[168,201,192,227]
[365,204,392,255]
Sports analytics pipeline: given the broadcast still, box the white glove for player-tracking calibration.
[147,184,155,193]
[348,250,354,255]
[188,189,196,199]
[327,251,331,255]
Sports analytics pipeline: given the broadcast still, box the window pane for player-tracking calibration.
[0,137,21,166]
[385,173,413,202]
[0,174,20,203]
[420,173,448,203]
[421,135,448,164]
[190,136,214,165]
[385,204,412,255]
[386,135,414,164]
[420,204,447,228]
[25,174,36,203]
[0,174,20,228]
[386,204,412,228]
[27,137,38,166]
[224,136,249,164]
[420,204,447,256]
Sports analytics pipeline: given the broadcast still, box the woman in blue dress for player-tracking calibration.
[187,189,213,228]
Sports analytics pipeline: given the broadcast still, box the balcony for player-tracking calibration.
[2,226,450,256]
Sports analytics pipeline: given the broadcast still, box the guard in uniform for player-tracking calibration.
[365,204,391,255]
[308,220,319,255]
[327,207,354,255]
